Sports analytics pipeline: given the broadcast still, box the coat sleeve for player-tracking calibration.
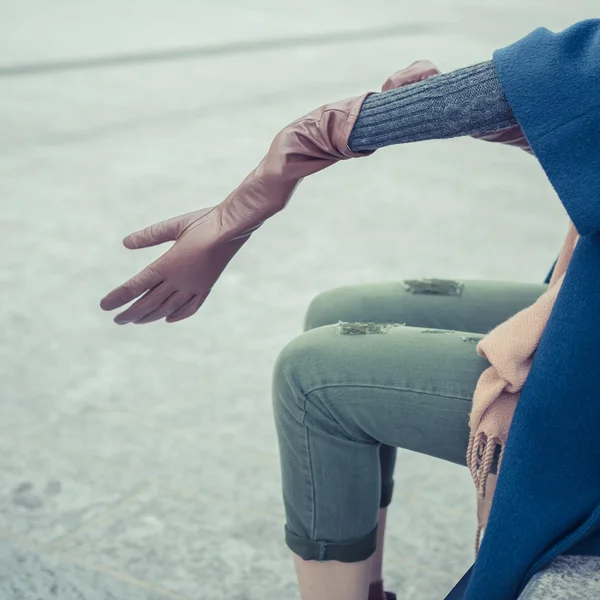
[493,19,600,236]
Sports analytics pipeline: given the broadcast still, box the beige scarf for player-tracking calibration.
[468,223,580,551]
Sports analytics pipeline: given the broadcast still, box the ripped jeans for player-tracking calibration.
[272,279,546,562]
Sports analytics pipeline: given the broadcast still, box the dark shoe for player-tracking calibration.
[369,580,397,600]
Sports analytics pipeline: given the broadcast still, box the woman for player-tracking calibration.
[101,19,600,600]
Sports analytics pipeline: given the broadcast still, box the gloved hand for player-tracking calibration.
[100,94,372,324]
[382,60,532,154]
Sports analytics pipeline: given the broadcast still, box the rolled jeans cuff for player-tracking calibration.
[380,481,394,508]
[284,523,378,563]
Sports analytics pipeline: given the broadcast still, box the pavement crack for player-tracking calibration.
[0,22,437,78]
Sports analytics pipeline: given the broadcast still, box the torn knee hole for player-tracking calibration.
[421,329,454,334]
[402,278,464,296]
[335,321,405,335]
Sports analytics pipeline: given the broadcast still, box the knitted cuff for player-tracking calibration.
[348,61,517,151]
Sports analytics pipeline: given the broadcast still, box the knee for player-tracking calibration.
[304,286,353,331]
[273,331,316,409]
[272,328,332,427]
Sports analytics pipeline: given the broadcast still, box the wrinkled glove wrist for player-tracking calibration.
[214,94,374,243]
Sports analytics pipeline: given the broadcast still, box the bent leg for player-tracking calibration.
[276,279,546,599]
[301,279,546,509]
[274,323,489,558]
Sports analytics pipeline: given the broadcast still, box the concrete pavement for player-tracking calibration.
[0,2,596,598]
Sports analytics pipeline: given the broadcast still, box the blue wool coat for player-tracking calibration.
[446,19,600,600]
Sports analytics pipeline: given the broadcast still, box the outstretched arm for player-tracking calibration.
[100,59,529,325]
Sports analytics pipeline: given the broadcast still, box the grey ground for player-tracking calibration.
[1,2,598,599]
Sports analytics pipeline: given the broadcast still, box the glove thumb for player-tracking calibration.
[123,215,185,249]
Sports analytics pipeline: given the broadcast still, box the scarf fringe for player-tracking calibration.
[467,432,503,496]
[467,431,505,557]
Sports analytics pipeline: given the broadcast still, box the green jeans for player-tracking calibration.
[272,279,546,563]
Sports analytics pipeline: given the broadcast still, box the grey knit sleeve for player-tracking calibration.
[348,61,517,152]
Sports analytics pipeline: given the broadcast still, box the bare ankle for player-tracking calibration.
[293,554,372,600]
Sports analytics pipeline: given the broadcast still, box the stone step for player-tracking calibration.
[518,555,600,599]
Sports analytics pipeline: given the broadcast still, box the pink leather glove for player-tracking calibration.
[100,95,372,324]
[383,60,533,154]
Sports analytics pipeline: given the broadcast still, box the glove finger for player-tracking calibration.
[165,293,205,323]
[133,291,184,324]
[113,281,169,324]
[123,216,187,249]
[100,264,163,311]
[382,60,440,92]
